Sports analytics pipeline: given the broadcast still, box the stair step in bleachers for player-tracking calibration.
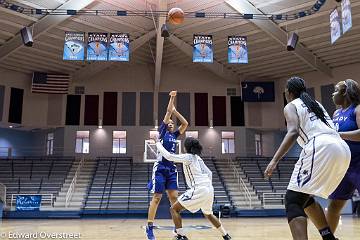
[84,157,232,211]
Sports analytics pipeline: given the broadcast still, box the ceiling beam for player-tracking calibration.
[168,34,238,83]
[226,0,333,78]
[0,0,95,62]
[154,0,167,91]
[73,30,156,81]
[0,7,37,22]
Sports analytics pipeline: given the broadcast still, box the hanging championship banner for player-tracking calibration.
[330,9,341,44]
[87,32,108,61]
[108,33,130,62]
[63,32,85,61]
[341,0,352,34]
[193,35,213,63]
[228,36,248,64]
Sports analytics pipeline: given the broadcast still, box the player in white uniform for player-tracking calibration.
[265,77,351,240]
[155,137,231,240]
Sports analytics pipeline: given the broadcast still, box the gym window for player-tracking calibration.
[46,133,54,156]
[255,133,263,156]
[221,131,235,154]
[75,131,90,154]
[185,131,199,139]
[113,131,127,154]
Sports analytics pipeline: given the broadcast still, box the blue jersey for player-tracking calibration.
[333,104,360,169]
[158,121,180,168]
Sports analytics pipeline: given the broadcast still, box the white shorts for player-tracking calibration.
[178,185,214,215]
[288,135,351,199]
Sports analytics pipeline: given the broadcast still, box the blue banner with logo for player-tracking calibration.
[87,32,108,61]
[109,33,130,62]
[193,35,213,63]
[228,36,248,64]
[16,195,42,211]
[63,32,85,61]
[241,82,275,102]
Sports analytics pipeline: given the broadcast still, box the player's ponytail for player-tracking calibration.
[184,137,203,156]
[287,76,330,127]
[344,79,360,105]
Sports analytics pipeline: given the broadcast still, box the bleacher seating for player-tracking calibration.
[84,157,231,211]
[236,157,297,205]
[0,157,75,206]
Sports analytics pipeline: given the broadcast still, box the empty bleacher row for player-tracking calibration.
[235,157,297,206]
[0,157,75,206]
[84,157,231,211]
[0,156,297,211]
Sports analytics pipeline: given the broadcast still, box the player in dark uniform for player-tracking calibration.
[306,79,360,234]
[146,91,188,240]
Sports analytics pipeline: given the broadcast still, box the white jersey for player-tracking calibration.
[156,141,214,214]
[287,98,351,198]
[290,98,338,148]
[156,142,212,187]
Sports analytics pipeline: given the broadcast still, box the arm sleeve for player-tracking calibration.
[156,142,191,164]
[199,159,212,182]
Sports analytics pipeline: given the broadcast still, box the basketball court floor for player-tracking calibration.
[0,217,359,239]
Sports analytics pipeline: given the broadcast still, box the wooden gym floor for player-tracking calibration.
[0,217,359,239]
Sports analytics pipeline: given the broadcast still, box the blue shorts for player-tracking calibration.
[329,167,360,200]
[148,162,178,194]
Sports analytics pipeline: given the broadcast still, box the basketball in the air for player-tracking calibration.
[168,8,184,25]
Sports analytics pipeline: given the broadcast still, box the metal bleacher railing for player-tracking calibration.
[66,155,85,208]
[0,150,76,210]
[228,158,252,208]
[0,183,6,206]
[262,192,286,209]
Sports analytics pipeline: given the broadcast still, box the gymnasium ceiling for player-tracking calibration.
[0,0,359,85]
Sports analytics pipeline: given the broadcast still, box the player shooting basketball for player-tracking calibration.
[153,137,231,240]
[146,91,188,240]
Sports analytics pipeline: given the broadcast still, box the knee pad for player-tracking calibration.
[285,190,310,223]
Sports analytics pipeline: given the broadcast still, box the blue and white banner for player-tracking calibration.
[193,35,213,63]
[108,33,130,62]
[341,0,352,34]
[63,32,85,61]
[16,195,42,211]
[330,9,341,44]
[87,32,108,61]
[241,82,275,102]
[228,36,248,64]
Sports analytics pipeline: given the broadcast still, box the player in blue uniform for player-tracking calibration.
[146,91,188,240]
[329,79,360,232]
[305,79,360,235]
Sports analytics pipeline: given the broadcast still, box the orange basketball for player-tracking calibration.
[168,7,184,25]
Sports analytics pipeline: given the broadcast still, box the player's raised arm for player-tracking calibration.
[163,91,177,124]
[172,108,188,135]
[155,142,191,164]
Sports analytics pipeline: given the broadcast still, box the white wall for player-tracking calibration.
[0,69,53,127]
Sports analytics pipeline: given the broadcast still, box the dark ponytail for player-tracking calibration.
[184,137,203,156]
[287,76,330,127]
[344,79,360,105]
